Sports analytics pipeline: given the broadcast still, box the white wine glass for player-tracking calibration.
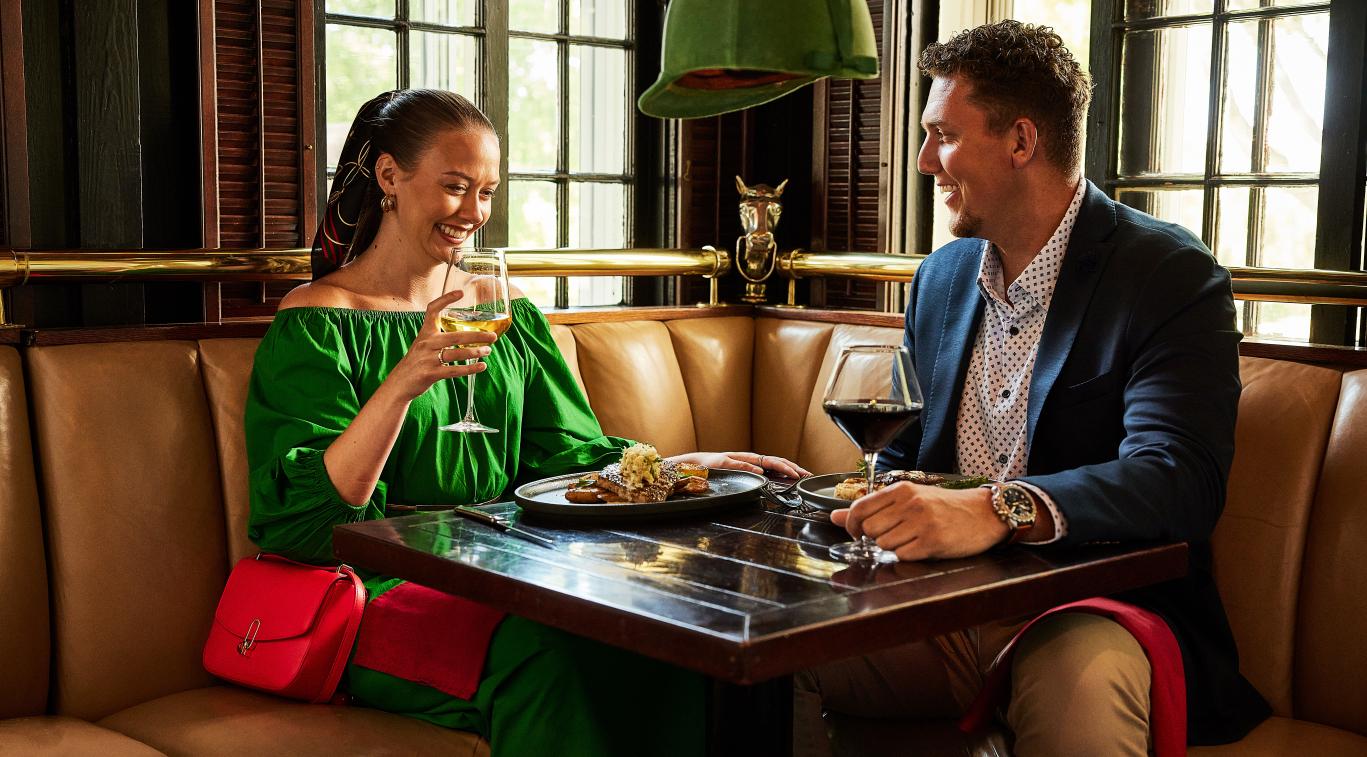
[438,248,511,434]
[822,345,923,564]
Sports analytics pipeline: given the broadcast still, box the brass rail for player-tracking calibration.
[1,247,1366,307]
[779,250,1367,308]
[779,250,926,282]
[0,247,731,286]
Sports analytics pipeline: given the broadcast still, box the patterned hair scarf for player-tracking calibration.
[310,90,399,280]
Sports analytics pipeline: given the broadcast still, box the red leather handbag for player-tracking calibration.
[203,553,366,703]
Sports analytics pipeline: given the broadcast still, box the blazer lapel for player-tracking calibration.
[1027,181,1119,443]
[918,245,985,471]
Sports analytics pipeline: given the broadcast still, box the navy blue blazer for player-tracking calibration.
[882,181,1270,744]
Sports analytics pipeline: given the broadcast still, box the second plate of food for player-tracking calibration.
[514,468,767,520]
[796,471,984,511]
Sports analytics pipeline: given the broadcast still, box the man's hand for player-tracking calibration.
[831,482,1009,561]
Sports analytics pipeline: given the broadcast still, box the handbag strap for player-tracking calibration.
[313,566,367,704]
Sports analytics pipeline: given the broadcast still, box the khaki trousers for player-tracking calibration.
[794,613,1153,757]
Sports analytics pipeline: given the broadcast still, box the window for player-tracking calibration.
[322,0,635,308]
[930,1,1095,254]
[1091,0,1367,343]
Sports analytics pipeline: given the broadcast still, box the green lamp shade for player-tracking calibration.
[639,0,880,119]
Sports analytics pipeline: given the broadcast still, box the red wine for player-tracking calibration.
[823,400,922,453]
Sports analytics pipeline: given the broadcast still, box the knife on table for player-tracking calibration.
[451,505,556,549]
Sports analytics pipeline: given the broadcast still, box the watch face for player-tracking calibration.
[998,486,1035,527]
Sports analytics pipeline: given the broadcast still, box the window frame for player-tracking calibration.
[316,1,663,309]
[1086,0,1367,345]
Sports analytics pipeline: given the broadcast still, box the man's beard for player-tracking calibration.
[949,208,983,239]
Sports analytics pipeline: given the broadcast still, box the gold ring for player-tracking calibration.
[437,346,449,365]
[759,455,766,468]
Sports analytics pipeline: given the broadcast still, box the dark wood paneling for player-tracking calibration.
[756,305,901,329]
[1,0,27,248]
[138,0,202,250]
[546,304,753,325]
[23,320,272,346]
[1239,338,1367,369]
[73,0,143,248]
[20,0,71,248]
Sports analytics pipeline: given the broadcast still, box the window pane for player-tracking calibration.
[508,180,559,307]
[409,31,478,98]
[1220,21,1258,173]
[1123,0,1212,20]
[1215,187,1251,267]
[509,39,560,172]
[508,180,559,247]
[569,277,623,306]
[1249,302,1311,341]
[518,277,559,308]
[1257,185,1317,269]
[568,46,626,174]
[325,25,397,170]
[411,0,475,26]
[1115,188,1204,238]
[1119,24,1211,177]
[327,0,393,18]
[1011,0,1092,76]
[511,0,559,33]
[568,182,625,306]
[1264,13,1329,173]
[569,0,627,38]
[569,182,625,247]
[1227,0,1320,9]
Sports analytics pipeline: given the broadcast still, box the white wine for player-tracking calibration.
[439,309,511,344]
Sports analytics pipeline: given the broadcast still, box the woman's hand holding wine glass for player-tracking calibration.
[387,289,496,403]
[438,248,512,433]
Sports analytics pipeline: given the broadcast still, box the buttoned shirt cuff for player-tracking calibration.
[1011,481,1067,545]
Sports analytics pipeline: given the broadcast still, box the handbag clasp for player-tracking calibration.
[237,618,262,656]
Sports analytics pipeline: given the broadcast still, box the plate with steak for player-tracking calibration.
[795,470,989,511]
[514,444,766,520]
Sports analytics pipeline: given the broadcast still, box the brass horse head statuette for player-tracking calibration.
[735,176,788,303]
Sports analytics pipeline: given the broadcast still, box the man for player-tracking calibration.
[795,20,1269,755]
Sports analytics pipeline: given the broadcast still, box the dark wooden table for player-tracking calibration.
[334,500,1187,754]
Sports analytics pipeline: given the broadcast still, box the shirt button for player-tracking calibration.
[1001,389,1010,399]
[1009,326,1020,336]
[998,454,1009,465]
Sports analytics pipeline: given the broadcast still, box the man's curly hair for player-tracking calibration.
[919,20,1091,171]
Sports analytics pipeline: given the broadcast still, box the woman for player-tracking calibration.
[244,89,807,756]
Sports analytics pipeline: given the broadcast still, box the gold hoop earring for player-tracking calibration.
[380,194,396,213]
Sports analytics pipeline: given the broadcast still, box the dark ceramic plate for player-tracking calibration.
[796,471,977,511]
[514,469,767,521]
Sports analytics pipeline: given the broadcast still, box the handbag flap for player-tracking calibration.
[213,556,350,642]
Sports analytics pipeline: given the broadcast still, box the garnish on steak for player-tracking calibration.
[564,444,712,504]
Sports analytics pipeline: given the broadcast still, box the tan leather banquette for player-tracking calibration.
[1,306,1365,756]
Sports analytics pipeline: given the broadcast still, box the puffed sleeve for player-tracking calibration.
[244,310,387,563]
[507,299,632,480]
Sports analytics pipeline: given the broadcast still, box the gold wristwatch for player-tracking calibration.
[982,482,1037,544]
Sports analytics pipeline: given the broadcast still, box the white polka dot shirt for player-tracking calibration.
[956,180,1086,543]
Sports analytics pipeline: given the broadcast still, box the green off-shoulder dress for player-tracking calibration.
[244,299,705,756]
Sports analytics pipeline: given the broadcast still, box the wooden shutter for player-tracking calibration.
[205,0,316,250]
[813,0,885,310]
